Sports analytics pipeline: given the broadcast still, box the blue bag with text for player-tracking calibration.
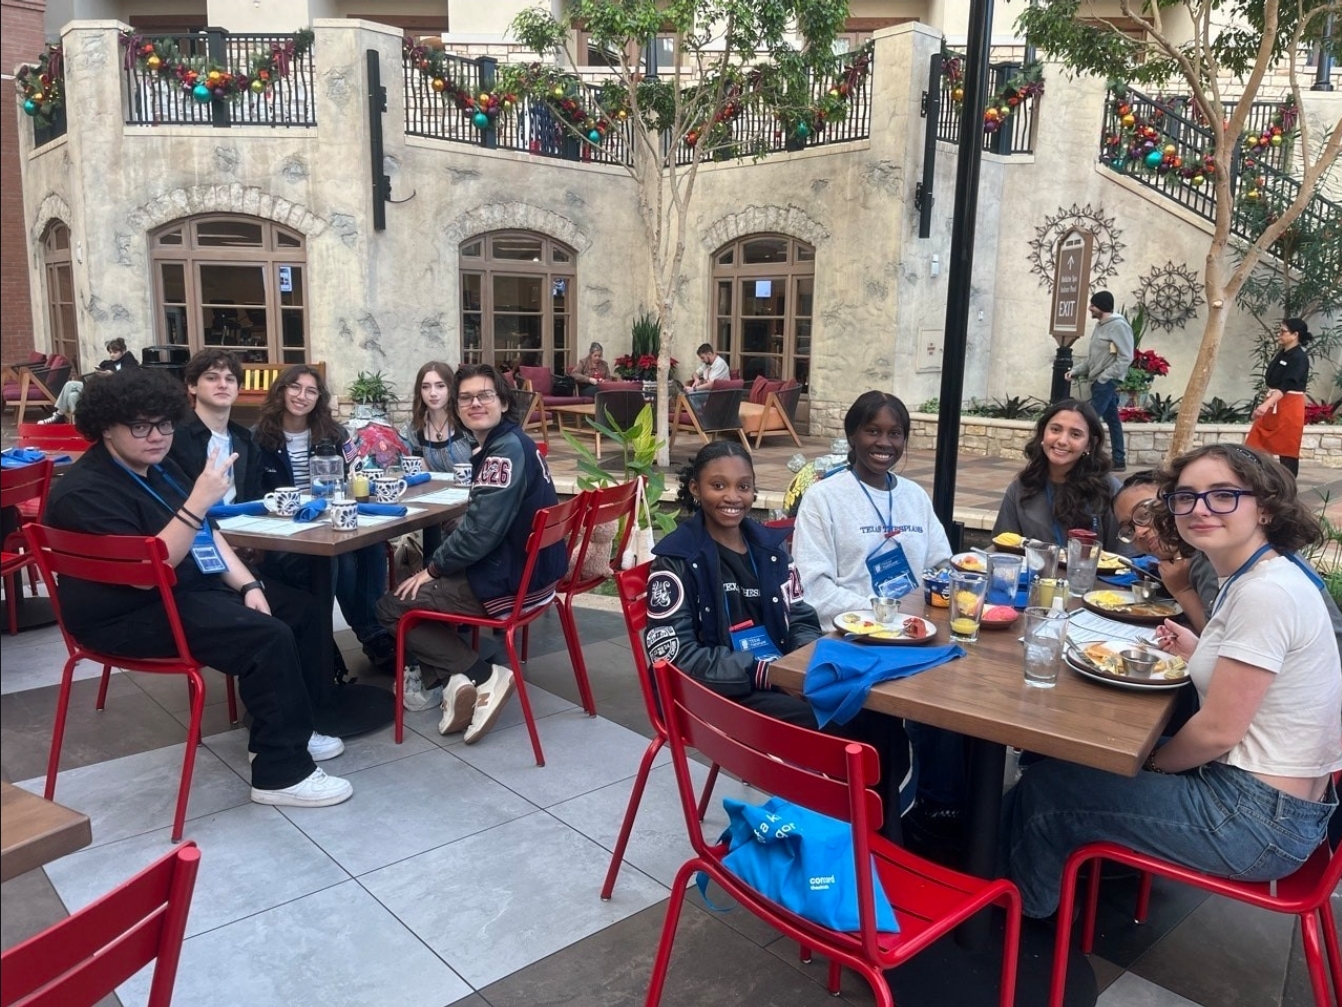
[704,796,900,933]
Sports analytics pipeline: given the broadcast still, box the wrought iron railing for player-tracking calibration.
[1117,91,1291,173]
[32,105,67,147]
[935,53,1039,155]
[123,31,316,127]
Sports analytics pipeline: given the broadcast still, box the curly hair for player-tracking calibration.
[252,365,344,451]
[1151,444,1321,554]
[842,391,910,468]
[676,440,755,512]
[1114,469,1193,558]
[410,361,456,437]
[74,367,188,441]
[453,363,519,424]
[1015,399,1115,531]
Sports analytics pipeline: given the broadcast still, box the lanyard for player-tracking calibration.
[1210,543,1276,617]
[1043,483,1065,547]
[853,470,897,538]
[112,460,189,518]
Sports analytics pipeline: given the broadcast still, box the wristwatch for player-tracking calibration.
[238,579,265,598]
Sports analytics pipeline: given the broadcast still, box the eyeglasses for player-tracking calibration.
[286,384,321,399]
[458,390,499,406]
[1161,489,1256,516]
[126,419,175,438]
[1117,499,1156,543]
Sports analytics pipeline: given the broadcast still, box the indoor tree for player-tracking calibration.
[1018,0,1341,457]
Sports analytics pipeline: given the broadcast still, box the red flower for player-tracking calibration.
[1132,348,1170,377]
[1305,403,1336,425]
[1119,407,1153,423]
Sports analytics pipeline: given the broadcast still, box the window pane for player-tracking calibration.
[195,220,264,247]
[463,313,482,351]
[163,306,189,345]
[491,234,543,261]
[199,264,266,305]
[716,320,732,355]
[654,35,675,68]
[796,243,815,261]
[56,266,73,303]
[795,358,810,390]
[742,237,788,264]
[461,239,483,257]
[462,273,482,311]
[716,279,732,316]
[494,315,543,366]
[742,355,781,380]
[277,230,301,248]
[156,227,183,246]
[740,278,785,316]
[282,308,305,348]
[716,249,734,266]
[552,247,571,263]
[494,275,542,312]
[795,319,812,357]
[47,225,69,251]
[279,265,304,307]
[797,277,813,317]
[743,317,783,354]
[551,276,569,312]
[203,305,266,348]
[161,263,187,303]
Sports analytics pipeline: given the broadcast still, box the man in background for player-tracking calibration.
[1070,290,1134,471]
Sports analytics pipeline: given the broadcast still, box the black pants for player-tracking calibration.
[73,582,321,791]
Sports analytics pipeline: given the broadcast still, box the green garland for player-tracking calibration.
[118,29,313,103]
[15,43,64,126]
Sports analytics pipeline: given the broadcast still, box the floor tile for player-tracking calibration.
[360,811,668,988]
[1095,972,1204,1006]
[118,880,473,1007]
[202,719,437,779]
[449,708,665,808]
[16,742,251,848]
[401,680,576,751]
[120,665,235,716]
[1281,901,1341,1005]
[43,801,350,938]
[274,747,535,876]
[1088,874,1208,968]
[0,626,101,696]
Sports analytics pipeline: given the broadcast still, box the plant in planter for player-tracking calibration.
[614,313,677,383]
[347,370,397,418]
[1114,305,1170,406]
[1197,396,1254,423]
[563,402,678,533]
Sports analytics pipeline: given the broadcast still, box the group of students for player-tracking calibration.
[43,353,561,811]
[648,388,1342,919]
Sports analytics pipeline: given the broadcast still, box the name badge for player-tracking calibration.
[729,621,782,661]
[865,538,916,600]
[189,526,227,575]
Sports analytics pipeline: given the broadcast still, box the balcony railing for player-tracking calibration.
[32,105,67,147]
[123,31,316,127]
[935,53,1039,155]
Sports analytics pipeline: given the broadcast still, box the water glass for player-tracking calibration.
[1066,534,1102,594]
[1023,539,1060,582]
[949,571,988,643]
[986,554,1024,605]
[1022,606,1069,688]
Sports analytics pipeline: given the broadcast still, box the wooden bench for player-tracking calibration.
[236,361,325,408]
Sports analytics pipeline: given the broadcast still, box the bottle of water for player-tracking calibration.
[310,440,344,501]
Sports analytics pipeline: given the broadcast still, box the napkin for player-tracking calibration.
[1,447,71,468]
[357,502,407,517]
[207,501,268,518]
[804,638,965,728]
[294,498,329,522]
[404,472,431,487]
[1097,569,1139,587]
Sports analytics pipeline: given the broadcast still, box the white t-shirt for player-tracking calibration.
[208,428,235,504]
[284,428,311,491]
[694,355,731,385]
[793,467,953,623]
[1188,555,1342,778]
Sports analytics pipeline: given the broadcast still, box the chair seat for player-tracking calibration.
[541,395,590,408]
[738,401,789,431]
[2,382,22,402]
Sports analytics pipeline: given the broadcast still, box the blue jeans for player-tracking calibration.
[1003,759,1336,917]
[905,720,967,807]
[335,544,390,646]
[1089,379,1125,465]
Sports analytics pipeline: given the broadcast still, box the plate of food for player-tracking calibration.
[950,552,988,573]
[1095,551,1126,573]
[1064,639,1190,690]
[979,604,1021,631]
[833,611,938,645]
[991,532,1025,553]
[1082,590,1183,625]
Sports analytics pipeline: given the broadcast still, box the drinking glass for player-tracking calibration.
[1022,606,1069,688]
[1023,539,1060,582]
[986,554,1024,605]
[949,571,988,643]
[1066,534,1102,594]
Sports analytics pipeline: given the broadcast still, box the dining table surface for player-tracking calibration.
[1,781,92,883]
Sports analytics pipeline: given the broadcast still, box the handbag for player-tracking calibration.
[705,796,900,933]
[551,373,578,397]
[621,477,656,570]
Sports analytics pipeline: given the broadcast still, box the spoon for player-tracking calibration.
[1111,554,1165,583]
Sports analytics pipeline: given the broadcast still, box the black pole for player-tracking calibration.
[1050,346,1074,404]
[1312,14,1335,91]
[932,0,995,538]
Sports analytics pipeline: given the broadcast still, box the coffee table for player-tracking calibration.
[1,781,91,882]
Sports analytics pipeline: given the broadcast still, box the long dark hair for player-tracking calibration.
[1283,318,1314,346]
[453,362,519,425]
[253,364,344,450]
[411,361,456,437]
[843,391,910,467]
[1017,399,1115,530]
[676,441,755,512]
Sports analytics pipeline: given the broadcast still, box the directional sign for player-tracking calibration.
[1049,228,1094,347]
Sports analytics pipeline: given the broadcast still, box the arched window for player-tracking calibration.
[459,231,575,372]
[42,221,79,370]
[150,216,307,364]
[711,234,814,388]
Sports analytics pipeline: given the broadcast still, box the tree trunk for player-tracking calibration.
[1168,247,1232,460]
[656,304,674,468]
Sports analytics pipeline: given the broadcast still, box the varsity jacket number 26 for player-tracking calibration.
[645,511,821,698]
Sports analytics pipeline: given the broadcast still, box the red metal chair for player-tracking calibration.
[556,481,639,715]
[645,659,1022,1007]
[25,524,236,843]
[1049,773,1342,1007]
[1,459,54,634]
[15,422,94,455]
[391,496,585,764]
[1,842,200,1007]
[600,563,721,900]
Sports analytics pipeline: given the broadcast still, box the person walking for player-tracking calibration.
[1246,318,1312,478]
[1070,291,1134,471]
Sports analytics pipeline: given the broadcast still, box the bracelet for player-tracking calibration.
[179,504,205,526]
[1144,749,1166,774]
[173,510,202,530]
[237,579,265,597]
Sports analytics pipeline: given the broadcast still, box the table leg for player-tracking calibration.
[308,554,395,739]
[958,737,1007,950]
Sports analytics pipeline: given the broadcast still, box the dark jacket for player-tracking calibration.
[646,511,821,698]
[252,425,351,494]
[426,419,564,615]
[167,413,266,503]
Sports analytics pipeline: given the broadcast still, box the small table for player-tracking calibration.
[548,403,603,456]
[218,481,470,738]
[1,781,92,882]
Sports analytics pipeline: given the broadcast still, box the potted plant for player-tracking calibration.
[613,312,677,388]
[1113,306,1169,407]
[347,370,397,419]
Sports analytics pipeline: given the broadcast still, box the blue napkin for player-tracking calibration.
[405,472,431,487]
[1,447,71,468]
[358,502,407,517]
[804,638,965,728]
[1014,583,1031,608]
[207,501,268,518]
[1097,569,1138,586]
[294,498,329,522]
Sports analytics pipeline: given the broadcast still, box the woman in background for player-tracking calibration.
[571,342,611,396]
[1246,318,1312,477]
[400,361,473,470]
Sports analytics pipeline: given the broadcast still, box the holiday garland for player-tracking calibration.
[15,43,64,126]
[118,29,314,104]
[941,53,1045,133]
[403,39,519,131]
[1101,86,1218,185]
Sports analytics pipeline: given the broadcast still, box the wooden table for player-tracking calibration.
[217,480,469,737]
[548,403,603,456]
[1,781,91,882]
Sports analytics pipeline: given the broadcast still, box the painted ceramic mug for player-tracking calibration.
[263,486,301,516]
[330,498,359,532]
[400,455,426,476]
[453,462,474,485]
[372,475,408,503]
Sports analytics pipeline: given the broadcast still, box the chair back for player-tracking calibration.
[562,480,640,594]
[15,424,94,454]
[593,389,648,431]
[615,563,664,731]
[653,659,888,954]
[500,495,585,618]
[762,516,796,550]
[773,382,803,420]
[0,842,200,1007]
[1,459,54,514]
[686,387,745,434]
[23,525,193,668]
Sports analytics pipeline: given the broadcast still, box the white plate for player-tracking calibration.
[832,611,938,645]
[950,552,988,573]
[1082,590,1183,625]
[1064,640,1189,690]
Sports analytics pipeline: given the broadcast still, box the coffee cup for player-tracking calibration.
[401,455,426,476]
[263,487,301,516]
[330,498,359,532]
[359,467,384,483]
[372,475,407,503]
[453,462,473,484]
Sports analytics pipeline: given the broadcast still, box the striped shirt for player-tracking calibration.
[284,428,311,490]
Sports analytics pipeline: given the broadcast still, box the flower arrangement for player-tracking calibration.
[613,354,678,381]
[1118,348,1171,395]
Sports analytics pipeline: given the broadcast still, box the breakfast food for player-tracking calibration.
[838,612,880,633]
[954,553,985,571]
[982,605,1018,622]
[1096,551,1124,571]
[902,617,929,639]
[1076,641,1188,680]
[1086,591,1179,619]
[993,532,1024,549]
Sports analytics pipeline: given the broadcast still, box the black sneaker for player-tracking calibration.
[362,634,396,676]
[902,801,967,864]
[1113,463,1127,472]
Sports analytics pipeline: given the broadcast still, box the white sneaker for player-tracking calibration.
[463,665,515,745]
[308,731,344,761]
[438,674,477,735]
[402,664,443,712]
[250,767,353,808]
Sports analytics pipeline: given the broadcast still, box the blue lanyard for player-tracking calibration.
[112,460,189,518]
[1043,484,1065,546]
[853,470,896,538]
[1210,543,1276,617]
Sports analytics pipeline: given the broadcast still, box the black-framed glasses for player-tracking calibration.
[1162,489,1256,516]
[126,419,175,439]
[459,390,499,405]
[1117,499,1156,543]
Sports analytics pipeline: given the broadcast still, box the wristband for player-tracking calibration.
[238,579,265,598]
[1143,749,1165,774]
[179,504,205,526]
[173,510,202,530]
